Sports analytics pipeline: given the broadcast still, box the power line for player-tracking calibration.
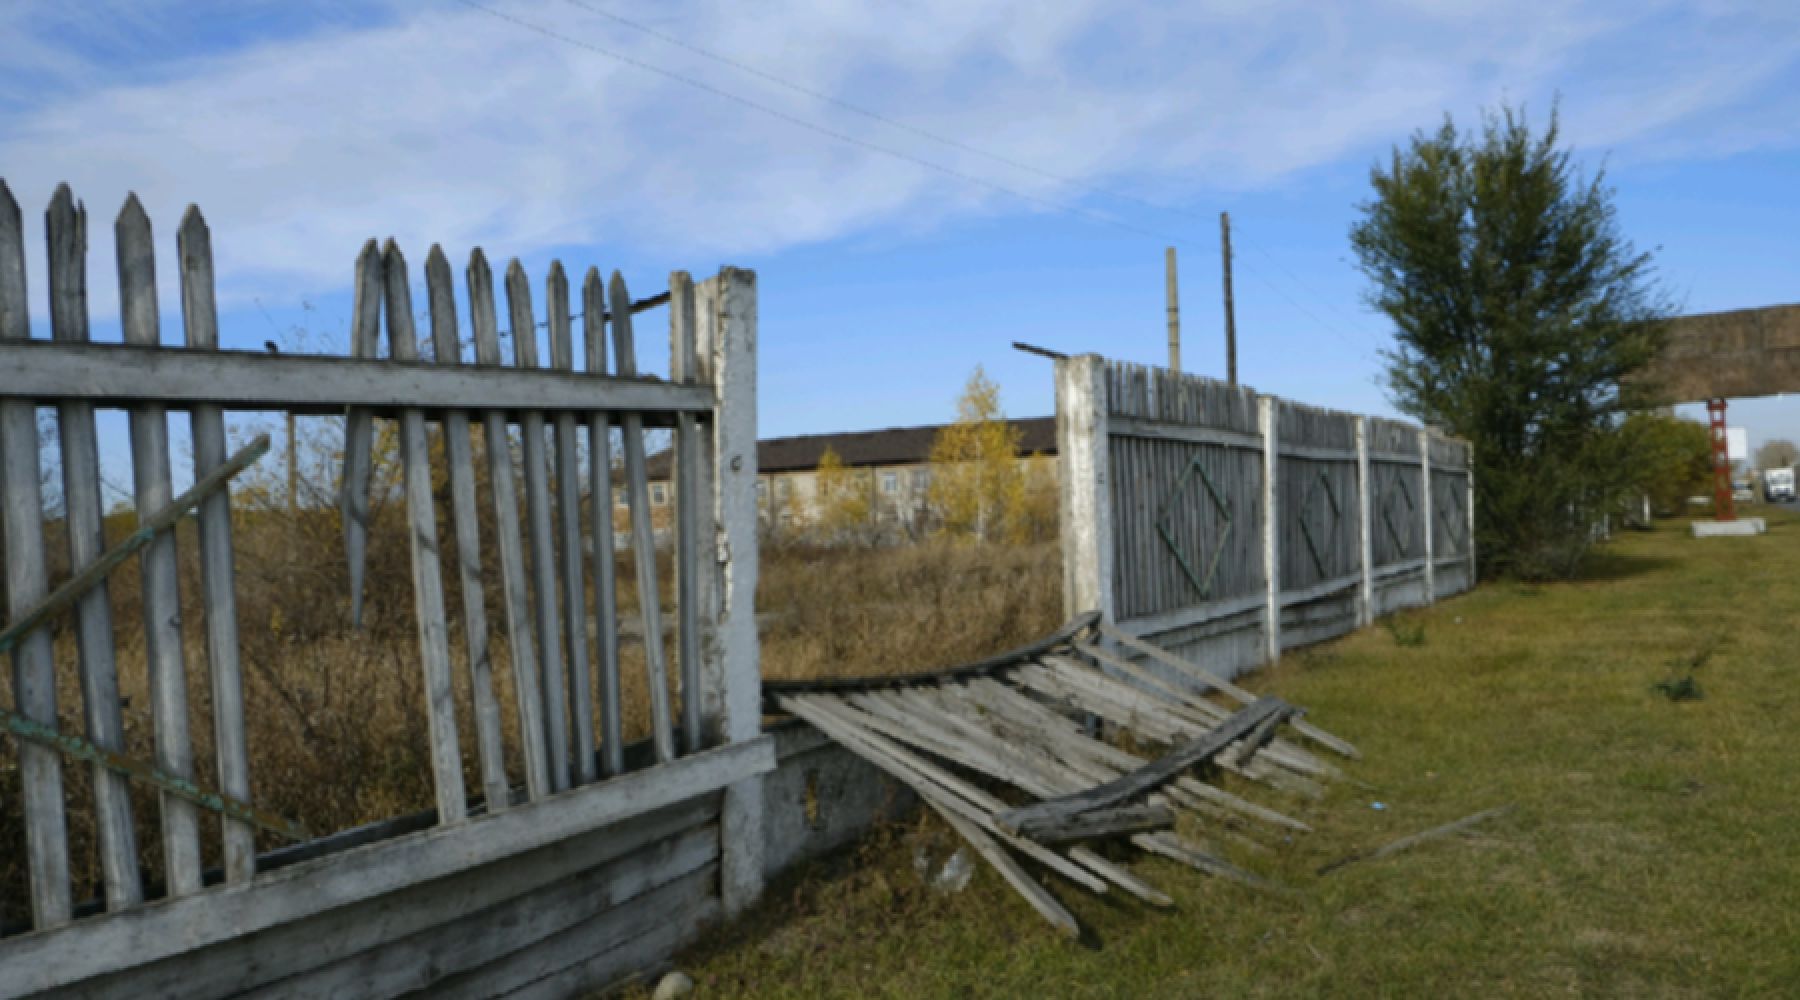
[1230,250,1377,363]
[453,0,1192,248]
[1229,222,1383,344]
[458,0,1383,367]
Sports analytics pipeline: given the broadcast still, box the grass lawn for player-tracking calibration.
[660,513,1800,997]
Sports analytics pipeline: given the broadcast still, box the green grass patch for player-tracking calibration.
[658,513,1800,998]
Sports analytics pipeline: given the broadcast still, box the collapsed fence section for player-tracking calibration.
[1059,356,1474,675]
[0,180,770,997]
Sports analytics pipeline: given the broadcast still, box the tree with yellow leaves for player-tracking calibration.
[813,445,871,537]
[927,366,1026,543]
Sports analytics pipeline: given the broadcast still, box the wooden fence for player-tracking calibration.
[0,181,772,997]
[1059,356,1474,674]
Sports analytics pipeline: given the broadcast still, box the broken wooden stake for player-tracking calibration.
[1317,804,1515,876]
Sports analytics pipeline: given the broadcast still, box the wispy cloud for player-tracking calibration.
[1,0,1796,319]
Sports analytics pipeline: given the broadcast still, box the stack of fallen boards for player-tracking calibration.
[772,621,1359,935]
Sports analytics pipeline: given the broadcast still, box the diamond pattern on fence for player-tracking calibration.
[1296,469,1342,578]
[1156,455,1235,600]
[1381,475,1415,557]
[1437,480,1466,550]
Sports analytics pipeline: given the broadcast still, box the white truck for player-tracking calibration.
[1763,466,1795,503]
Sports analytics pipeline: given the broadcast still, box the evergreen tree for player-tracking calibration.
[1350,104,1670,578]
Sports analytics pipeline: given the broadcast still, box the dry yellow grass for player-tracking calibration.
[0,494,1061,930]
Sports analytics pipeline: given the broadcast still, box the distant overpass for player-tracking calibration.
[1636,304,1800,404]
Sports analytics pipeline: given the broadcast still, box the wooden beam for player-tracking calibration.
[997,697,1293,838]
[0,340,713,415]
[0,736,775,996]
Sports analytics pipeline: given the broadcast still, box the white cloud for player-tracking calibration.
[0,0,1796,321]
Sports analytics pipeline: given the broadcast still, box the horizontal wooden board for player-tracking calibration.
[0,736,773,996]
[73,797,720,999]
[0,340,711,416]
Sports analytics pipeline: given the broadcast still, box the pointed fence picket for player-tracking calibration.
[0,179,769,992]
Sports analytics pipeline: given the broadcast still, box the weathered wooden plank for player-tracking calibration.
[998,697,1293,838]
[1099,623,1359,760]
[611,270,676,763]
[787,695,1106,899]
[507,260,572,792]
[112,195,204,895]
[1023,803,1176,843]
[384,241,468,825]
[0,179,72,929]
[457,864,721,1000]
[583,268,625,778]
[426,245,510,810]
[970,676,1311,833]
[1132,831,1288,893]
[341,239,382,627]
[469,249,552,801]
[177,204,256,883]
[1108,413,1264,453]
[257,824,718,999]
[0,341,714,415]
[44,189,144,908]
[669,271,703,753]
[546,262,597,785]
[0,736,775,997]
[76,797,718,1000]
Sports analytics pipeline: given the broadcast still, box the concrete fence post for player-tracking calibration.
[1419,428,1435,603]
[695,267,765,917]
[1466,441,1477,583]
[1056,354,1114,623]
[1260,396,1281,661]
[1355,416,1374,627]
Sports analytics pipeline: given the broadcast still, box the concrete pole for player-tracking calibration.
[1165,247,1180,373]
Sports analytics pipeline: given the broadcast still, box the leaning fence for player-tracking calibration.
[0,180,769,997]
[1058,356,1475,674]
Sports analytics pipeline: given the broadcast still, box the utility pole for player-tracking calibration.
[1220,212,1237,386]
[1165,247,1180,372]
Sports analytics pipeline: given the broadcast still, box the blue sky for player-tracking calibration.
[4,0,1800,459]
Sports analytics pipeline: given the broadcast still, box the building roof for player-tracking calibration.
[644,416,1056,480]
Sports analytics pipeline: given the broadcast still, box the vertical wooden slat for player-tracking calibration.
[341,240,383,626]
[57,194,147,906]
[468,250,551,801]
[1259,395,1280,662]
[546,262,596,784]
[426,245,509,811]
[113,193,206,897]
[178,205,256,882]
[506,261,571,790]
[382,242,467,824]
[610,270,676,763]
[0,179,73,928]
[668,271,703,753]
[583,269,625,777]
